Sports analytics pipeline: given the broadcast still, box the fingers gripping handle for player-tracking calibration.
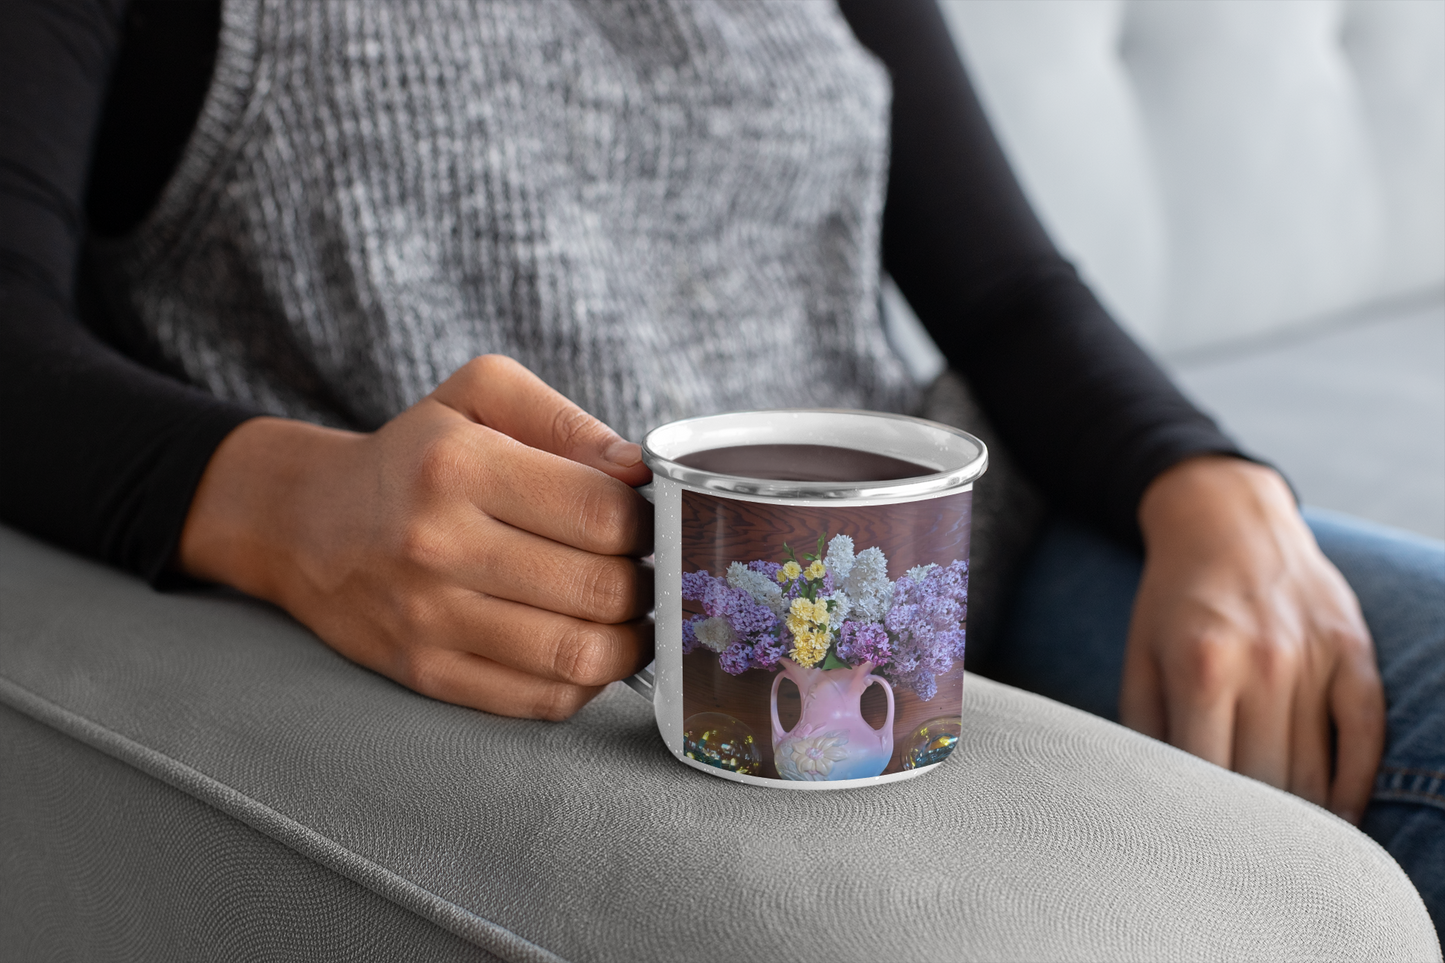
[624,481,657,702]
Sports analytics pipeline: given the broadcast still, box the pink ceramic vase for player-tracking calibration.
[769,658,895,781]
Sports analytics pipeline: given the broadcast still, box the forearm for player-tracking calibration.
[0,286,258,580]
[0,0,261,581]
[951,275,1239,543]
[842,0,1243,544]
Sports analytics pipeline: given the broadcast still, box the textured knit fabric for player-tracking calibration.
[89,0,916,439]
[2,524,1438,962]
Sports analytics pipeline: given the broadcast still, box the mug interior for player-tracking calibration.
[642,409,986,502]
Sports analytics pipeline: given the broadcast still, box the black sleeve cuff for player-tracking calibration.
[1,281,260,585]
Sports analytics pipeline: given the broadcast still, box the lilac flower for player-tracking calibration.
[681,570,714,602]
[719,641,756,675]
[751,635,789,669]
[888,648,920,678]
[844,547,892,622]
[879,559,968,699]
[694,616,736,653]
[679,540,966,694]
[679,567,787,673]
[727,561,785,614]
[749,559,782,579]
[823,590,851,625]
[700,581,731,618]
[940,626,967,661]
[824,534,855,580]
[909,671,939,702]
[837,622,891,666]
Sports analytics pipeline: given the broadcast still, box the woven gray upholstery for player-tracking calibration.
[1,526,1438,962]
[0,706,500,963]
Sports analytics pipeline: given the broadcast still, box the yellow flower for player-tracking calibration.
[791,635,827,667]
[810,598,831,624]
[780,560,803,581]
[806,560,826,580]
[789,624,833,667]
[790,597,813,619]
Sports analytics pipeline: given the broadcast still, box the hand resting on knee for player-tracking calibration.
[1122,456,1386,825]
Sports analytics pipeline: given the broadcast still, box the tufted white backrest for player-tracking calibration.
[936,0,1445,352]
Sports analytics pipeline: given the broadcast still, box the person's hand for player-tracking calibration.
[1120,455,1385,823]
[177,355,654,719]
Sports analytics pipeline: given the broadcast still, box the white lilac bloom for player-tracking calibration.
[694,617,736,653]
[844,546,893,622]
[823,590,853,625]
[824,534,856,581]
[906,563,938,582]
[726,561,785,614]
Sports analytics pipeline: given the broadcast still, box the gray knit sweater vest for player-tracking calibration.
[97,0,917,439]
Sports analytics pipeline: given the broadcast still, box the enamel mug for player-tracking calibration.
[624,409,987,790]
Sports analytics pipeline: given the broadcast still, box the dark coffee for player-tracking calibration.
[673,444,934,482]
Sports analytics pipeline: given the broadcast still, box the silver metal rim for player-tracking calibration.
[641,409,988,501]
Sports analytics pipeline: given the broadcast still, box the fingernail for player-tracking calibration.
[605,440,643,468]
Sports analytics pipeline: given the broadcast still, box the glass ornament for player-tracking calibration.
[682,712,763,775]
[902,716,962,770]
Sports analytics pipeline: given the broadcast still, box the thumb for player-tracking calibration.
[431,355,652,485]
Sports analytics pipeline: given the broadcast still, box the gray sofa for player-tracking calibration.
[3,525,1438,961]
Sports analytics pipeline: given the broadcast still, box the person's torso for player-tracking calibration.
[95,0,916,437]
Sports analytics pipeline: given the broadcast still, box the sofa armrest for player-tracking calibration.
[1,526,1437,962]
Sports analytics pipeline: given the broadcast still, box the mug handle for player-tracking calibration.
[622,481,657,702]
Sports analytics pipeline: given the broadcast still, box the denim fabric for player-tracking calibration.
[990,507,1445,936]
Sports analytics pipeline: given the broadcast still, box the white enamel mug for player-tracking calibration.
[623,409,987,790]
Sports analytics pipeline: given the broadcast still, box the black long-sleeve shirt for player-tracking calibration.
[0,0,1242,583]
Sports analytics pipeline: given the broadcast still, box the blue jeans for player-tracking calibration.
[989,508,1445,935]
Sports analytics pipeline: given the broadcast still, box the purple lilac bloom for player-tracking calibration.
[888,649,920,678]
[878,560,969,700]
[728,592,778,637]
[701,582,777,637]
[748,559,783,579]
[701,580,737,618]
[684,552,966,688]
[751,635,789,669]
[681,570,714,602]
[718,641,755,675]
[909,671,939,702]
[837,622,892,667]
[680,567,786,673]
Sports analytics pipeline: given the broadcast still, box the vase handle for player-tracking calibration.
[865,674,895,733]
[770,669,791,742]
